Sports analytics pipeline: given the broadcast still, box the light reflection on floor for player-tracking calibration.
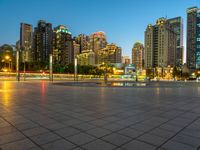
[0,81,200,149]
[0,81,12,107]
[41,81,45,97]
[110,82,146,87]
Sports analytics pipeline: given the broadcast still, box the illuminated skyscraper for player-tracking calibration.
[90,31,107,64]
[98,43,122,64]
[53,25,73,65]
[144,24,154,68]
[20,23,33,62]
[132,42,144,69]
[168,17,184,67]
[75,34,90,53]
[33,20,53,63]
[187,7,200,70]
[144,18,177,68]
[90,31,107,52]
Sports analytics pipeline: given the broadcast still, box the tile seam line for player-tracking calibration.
[10,114,86,150]
[155,116,200,150]
[116,109,198,149]
[0,116,43,150]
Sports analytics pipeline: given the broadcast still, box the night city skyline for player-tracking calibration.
[1,1,200,150]
[0,0,200,58]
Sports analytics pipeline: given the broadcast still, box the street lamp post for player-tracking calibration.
[16,50,20,81]
[74,57,78,82]
[135,70,138,82]
[23,53,26,81]
[11,60,12,71]
[9,59,12,72]
[49,54,53,82]
[102,62,108,84]
[1,59,5,71]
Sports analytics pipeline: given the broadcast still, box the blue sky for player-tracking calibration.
[0,0,199,58]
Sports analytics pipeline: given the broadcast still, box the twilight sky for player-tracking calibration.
[0,0,199,58]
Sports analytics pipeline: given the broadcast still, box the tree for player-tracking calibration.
[173,67,182,78]
[146,68,154,79]
[154,67,158,78]
[182,72,189,79]
[0,44,15,71]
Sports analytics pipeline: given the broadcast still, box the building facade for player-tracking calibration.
[145,24,154,68]
[132,42,144,69]
[77,50,95,66]
[33,20,53,63]
[97,43,122,64]
[168,17,184,67]
[75,34,90,53]
[187,7,200,70]
[122,56,131,65]
[20,23,33,62]
[90,31,107,52]
[144,18,177,68]
[53,25,73,66]
[90,31,107,64]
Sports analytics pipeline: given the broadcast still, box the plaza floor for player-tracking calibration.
[0,81,200,150]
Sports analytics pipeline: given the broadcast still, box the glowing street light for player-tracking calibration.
[5,55,10,60]
[1,55,12,72]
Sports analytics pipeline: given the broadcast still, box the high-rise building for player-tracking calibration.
[33,20,53,63]
[168,17,184,67]
[77,50,95,66]
[144,18,177,68]
[75,34,90,53]
[187,7,200,70]
[132,42,144,69]
[98,43,122,64]
[90,31,107,52]
[90,31,107,64]
[122,56,131,65]
[20,23,33,62]
[53,25,73,65]
[145,24,154,68]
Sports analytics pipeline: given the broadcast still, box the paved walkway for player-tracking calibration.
[0,81,200,150]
